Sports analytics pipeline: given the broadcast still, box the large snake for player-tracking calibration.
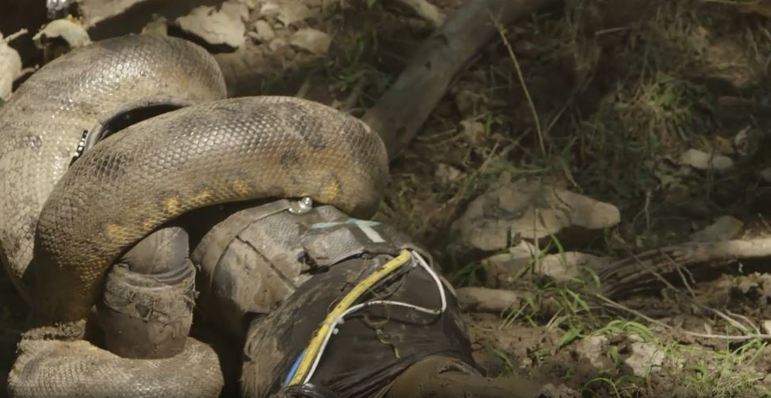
[2,34,389,396]
[0,34,227,299]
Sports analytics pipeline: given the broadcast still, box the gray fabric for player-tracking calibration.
[191,200,473,398]
[192,202,411,343]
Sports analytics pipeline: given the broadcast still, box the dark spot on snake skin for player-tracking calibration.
[279,149,301,169]
[282,103,325,149]
[289,173,301,186]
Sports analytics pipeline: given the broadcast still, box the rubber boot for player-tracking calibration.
[96,226,196,359]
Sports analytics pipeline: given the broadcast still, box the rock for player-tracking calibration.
[288,28,331,55]
[538,383,581,398]
[624,341,664,377]
[732,126,752,157]
[760,167,771,184]
[460,119,486,144]
[259,0,314,26]
[536,252,610,282]
[452,179,621,252]
[453,88,485,117]
[507,240,539,259]
[395,0,446,27]
[689,216,743,242]
[456,287,527,313]
[435,163,463,184]
[482,242,537,287]
[575,335,610,369]
[252,20,275,42]
[679,149,733,171]
[33,18,91,50]
[0,37,22,101]
[141,16,169,35]
[175,0,248,50]
[763,320,771,335]
[484,247,610,286]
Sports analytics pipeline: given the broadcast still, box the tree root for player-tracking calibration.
[598,238,771,299]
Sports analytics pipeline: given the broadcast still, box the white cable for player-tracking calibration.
[302,250,447,384]
[412,250,447,313]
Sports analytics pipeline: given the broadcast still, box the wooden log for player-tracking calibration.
[363,0,559,159]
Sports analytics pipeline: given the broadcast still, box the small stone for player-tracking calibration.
[33,18,91,50]
[538,383,581,398]
[452,179,620,252]
[396,0,446,26]
[253,20,275,42]
[482,242,537,287]
[679,149,734,171]
[733,126,752,157]
[760,168,771,184]
[175,0,248,50]
[535,252,610,282]
[689,215,743,242]
[624,341,664,377]
[259,0,315,26]
[453,89,485,116]
[460,119,485,144]
[141,16,168,35]
[575,335,610,369]
[762,320,771,335]
[483,249,609,286]
[507,240,539,259]
[455,287,526,313]
[435,163,462,184]
[288,28,331,55]
[268,37,288,52]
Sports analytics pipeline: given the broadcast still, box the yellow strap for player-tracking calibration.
[288,249,413,385]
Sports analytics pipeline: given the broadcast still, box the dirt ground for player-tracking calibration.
[2,0,771,396]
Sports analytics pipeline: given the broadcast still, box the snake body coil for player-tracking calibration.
[0,34,227,299]
[3,34,389,398]
[29,96,388,322]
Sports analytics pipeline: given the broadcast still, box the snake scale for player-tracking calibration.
[1,34,389,397]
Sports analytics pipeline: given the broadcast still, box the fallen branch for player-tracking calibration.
[363,0,559,159]
[598,238,771,298]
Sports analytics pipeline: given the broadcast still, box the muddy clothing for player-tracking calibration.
[191,200,477,398]
[191,200,420,343]
[242,256,475,398]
